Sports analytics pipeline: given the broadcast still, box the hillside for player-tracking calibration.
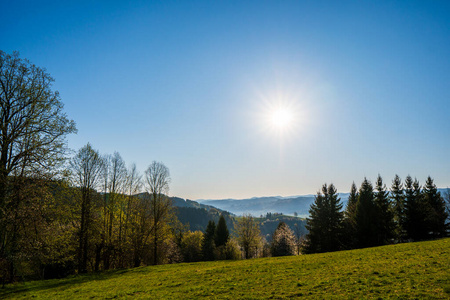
[3,238,449,299]
[171,197,306,236]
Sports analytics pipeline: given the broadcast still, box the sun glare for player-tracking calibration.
[270,108,293,129]
[253,90,309,140]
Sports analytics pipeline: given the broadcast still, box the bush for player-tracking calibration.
[181,231,203,262]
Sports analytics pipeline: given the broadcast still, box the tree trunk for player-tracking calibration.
[153,226,158,265]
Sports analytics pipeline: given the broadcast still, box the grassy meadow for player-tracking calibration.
[2,238,449,299]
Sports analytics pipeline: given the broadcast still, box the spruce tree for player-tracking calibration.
[346,182,359,221]
[343,182,358,248]
[303,184,344,253]
[390,175,404,241]
[304,188,326,254]
[423,176,448,238]
[201,220,216,261]
[374,175,395,245]
[403,176,428,241]
[355,178,378,248]
[215,215,230,247]
[325,184,344,251]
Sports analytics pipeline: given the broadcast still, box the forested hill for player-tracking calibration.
[134,194,236,232]
[171,196,235,233]
[170,196,230,213]
[136,193,230,213]
[169,196,306,237]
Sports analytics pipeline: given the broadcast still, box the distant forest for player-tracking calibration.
[1,51,449,284]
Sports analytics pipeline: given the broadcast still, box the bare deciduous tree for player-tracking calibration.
[145,161,173,265]
[104,152,127,269]
[70,143,103,273]
[123,163,141,249]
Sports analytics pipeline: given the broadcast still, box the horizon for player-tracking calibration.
[2,1,450,199]
[188,186,450,202]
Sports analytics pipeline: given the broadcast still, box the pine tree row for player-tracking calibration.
[303,175,449,253]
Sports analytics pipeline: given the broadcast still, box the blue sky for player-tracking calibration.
[2,1,449,199]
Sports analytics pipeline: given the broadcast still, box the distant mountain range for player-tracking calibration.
[197,194,348,217]
[196,188,449,217]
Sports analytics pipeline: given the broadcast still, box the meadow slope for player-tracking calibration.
[2,238,449,299]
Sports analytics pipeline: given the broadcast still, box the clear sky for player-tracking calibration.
[2,1,449,199]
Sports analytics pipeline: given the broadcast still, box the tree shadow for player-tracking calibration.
[0,268,133,298]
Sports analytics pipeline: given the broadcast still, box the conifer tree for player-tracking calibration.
[303,188,326,254]
[201,220,216,261]
[423,176,448,238]
[390,175,404,241]
[343,182,358,248]
[303,184,344,253]
[444,189,450,225]
[355,178,378,248]
[374,175,395,244]
[346,182,359,221]
[215,215,229,247]
[326,184,344,250]
[403,176,427,240]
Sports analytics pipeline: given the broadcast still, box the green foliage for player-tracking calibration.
[342,182,358,248]
[0,50,76,282]
[2,238,449,299]
[355,178,378,248]
[0,179,79,281]
[403,176,428,241]
[423,176,448,238]
[390,174,405,240]
[345,182,358,222]
[0,51,77,179]
[202,220,216,261]
[180,231,203,262]
[236,214,262,259]
[304,184,344,253]
[374,175,395,244]
[216,239,242,261]
[215,215,230,247]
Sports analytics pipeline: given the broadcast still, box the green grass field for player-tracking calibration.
[2,238,449,299]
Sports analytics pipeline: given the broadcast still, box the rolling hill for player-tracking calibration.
[3,238,449,299]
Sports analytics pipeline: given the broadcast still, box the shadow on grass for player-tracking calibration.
[0,268,135,298]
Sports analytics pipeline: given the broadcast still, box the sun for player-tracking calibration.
[270,107,294,130]
[253,91,308,140]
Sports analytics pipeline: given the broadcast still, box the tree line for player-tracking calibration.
[303,175,449,254]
